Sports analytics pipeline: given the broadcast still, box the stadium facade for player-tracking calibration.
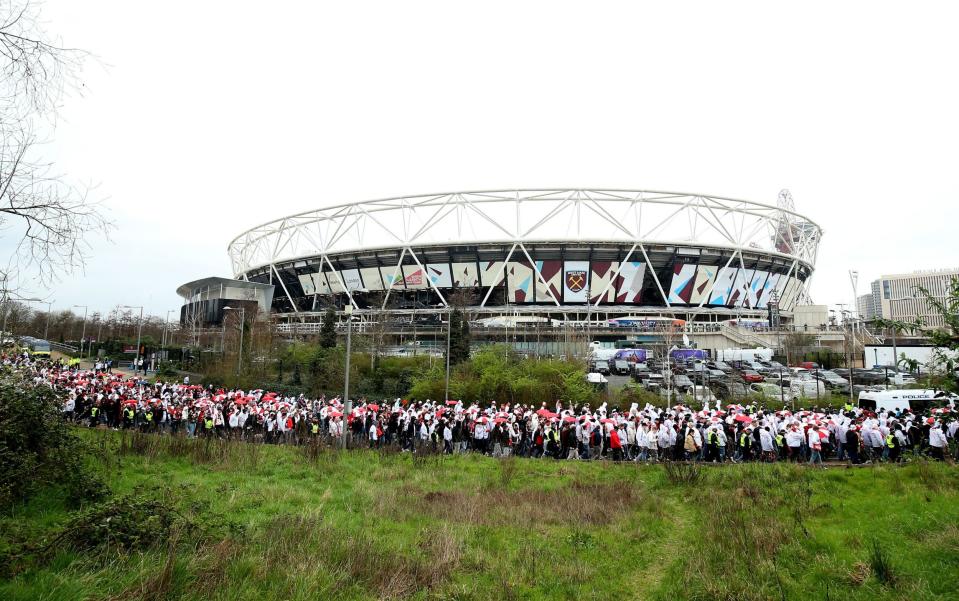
[214,189,821,324]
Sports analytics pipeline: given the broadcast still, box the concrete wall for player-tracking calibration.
[792,304,829,330]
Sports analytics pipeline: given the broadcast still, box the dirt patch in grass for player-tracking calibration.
[385,479,649,527]
[257,513,463,599]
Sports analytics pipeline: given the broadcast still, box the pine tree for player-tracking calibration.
[446,309,471,365]
[320,308,337,349]
[457,313,471,363]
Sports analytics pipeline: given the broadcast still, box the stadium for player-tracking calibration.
[214,189,821,327]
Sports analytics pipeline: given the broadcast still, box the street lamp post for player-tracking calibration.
[73,305,88,360]
[43,300,52,340]
[842,311,854,407]
[342,305,353,450]
[120,305,144,372]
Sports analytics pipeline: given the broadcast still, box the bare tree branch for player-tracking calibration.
[0,1,112,295]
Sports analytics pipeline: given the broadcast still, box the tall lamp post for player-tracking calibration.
[342,305,353,450]
[73,305,88,359]
[223,306,245,375]
[120,305,144,371]
[42,300,52,340]
[841,309,855,407]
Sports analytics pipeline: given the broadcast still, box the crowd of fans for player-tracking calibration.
[6,351,958,464]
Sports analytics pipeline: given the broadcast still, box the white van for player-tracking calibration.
[857,389,954,413]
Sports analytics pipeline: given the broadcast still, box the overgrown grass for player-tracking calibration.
[1,430,957,601]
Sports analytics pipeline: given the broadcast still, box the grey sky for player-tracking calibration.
[20,0,959,317]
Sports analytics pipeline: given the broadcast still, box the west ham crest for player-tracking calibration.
[565,270,586,292]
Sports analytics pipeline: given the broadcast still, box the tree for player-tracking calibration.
[320,308,336,349]
[447,308,471,366]
[0,1,111,297]
[457,313,471,362]
[783,332,816,365]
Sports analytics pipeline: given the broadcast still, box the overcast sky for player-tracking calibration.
[17,0,959,318]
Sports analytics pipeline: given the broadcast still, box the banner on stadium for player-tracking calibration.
[535,260,562,302]
[614,261,646,303]
[426,263,453,288]
[668,263,697,304]
[452,262,479,287]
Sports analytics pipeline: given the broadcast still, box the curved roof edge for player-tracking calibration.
[176,276,273,298]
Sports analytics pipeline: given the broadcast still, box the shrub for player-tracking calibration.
[869,539,897,586]
[0,367,107,508]
[55,493,182,553]
[663,461,704,486]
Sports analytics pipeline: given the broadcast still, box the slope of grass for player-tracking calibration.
[1,431,957,601]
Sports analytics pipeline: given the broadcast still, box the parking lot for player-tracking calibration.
[590,351,930,404]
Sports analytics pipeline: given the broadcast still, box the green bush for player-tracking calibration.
[0,367,108,508]
[409,345,598,404]
[56,492,182,552]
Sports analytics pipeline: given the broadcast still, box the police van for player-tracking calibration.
[19,337,51,358]
[857,389,957,413]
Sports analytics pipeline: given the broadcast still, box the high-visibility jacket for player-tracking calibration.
[739,433,751,448]
[886,434,896,449]
[311,423,319,434]
[124,408,134,420]
[204,418,214,430]
[91,407,99,417]
[775,435,784,448]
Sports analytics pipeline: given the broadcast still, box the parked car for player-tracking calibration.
[673,374,694,392]
[631,365,651,382]
[750,382,794,403]
[709,379,748,400]
[764,371,792,386]
[590,359,610,375]
[740,369,765,383]
[790,379,827,399]
[811,370,849,391]
[644,373,665,391]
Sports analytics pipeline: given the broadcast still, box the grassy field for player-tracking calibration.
[1,432,958,601]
